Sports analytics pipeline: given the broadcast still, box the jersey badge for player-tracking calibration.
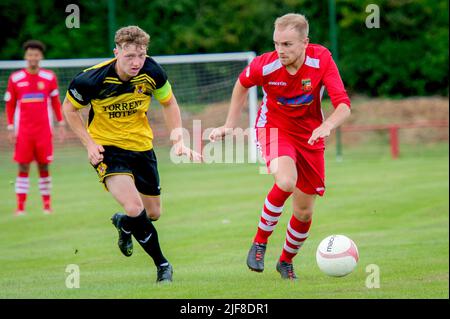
[301,78,312,92]
[96,162,108,178]
[134,83,146,95]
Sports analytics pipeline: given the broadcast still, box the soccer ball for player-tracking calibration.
[316,235,359,277]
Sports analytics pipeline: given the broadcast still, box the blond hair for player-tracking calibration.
[114,26,150,49]
[274,13,309,39]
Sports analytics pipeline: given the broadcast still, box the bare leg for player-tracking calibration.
[105,175,144,217]
[270,156,297,192]
[292,188,316,222]
[140,195,161,221]
[18,163,30,174]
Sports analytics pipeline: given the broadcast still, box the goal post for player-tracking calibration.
[0,52,259,162]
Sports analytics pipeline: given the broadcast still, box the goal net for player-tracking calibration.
[0,52,259,162]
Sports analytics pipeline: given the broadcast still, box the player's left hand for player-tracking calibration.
[173,143,203,162]
[308,122,334,145]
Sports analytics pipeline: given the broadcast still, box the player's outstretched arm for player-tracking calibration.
[308,103,351,145]
[209,79,249,142]
[62,98,104,165]
[160,94,202,162]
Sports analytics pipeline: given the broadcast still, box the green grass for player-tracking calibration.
[0,142,448,299]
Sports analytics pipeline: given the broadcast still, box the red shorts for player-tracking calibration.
[14,133,53,164]
[256,127,325,196]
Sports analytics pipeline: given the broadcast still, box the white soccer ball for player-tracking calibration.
[316,235,359,277]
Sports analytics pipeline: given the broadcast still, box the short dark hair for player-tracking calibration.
[22,40,46,53]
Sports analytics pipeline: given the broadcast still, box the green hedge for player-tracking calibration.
[0,0,448,96]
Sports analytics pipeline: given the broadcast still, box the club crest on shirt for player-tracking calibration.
[134,83,146,95]
[96,162,108,177]
[38,81,45,90]
[301,78,312,92]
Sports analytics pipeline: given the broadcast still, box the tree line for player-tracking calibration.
[0,0,448,96]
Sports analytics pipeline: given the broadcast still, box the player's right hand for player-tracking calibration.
[209,126,233,142]
[87,142,105,165]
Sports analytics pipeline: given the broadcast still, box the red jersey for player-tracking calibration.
[4,68,63,136]
[239,44,351,150]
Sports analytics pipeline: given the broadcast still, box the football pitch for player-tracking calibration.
[0,142,448,299]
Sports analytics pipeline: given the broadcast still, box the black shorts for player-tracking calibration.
[92,146,161,196]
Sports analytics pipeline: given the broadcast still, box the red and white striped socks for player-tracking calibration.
[15,172,29,213]
[280,215,312,263]
[15,170,52,214]
[39,170,52,212]
[253,184,292,244]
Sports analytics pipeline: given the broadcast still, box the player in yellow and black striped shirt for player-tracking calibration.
[63,26,201,283]
[65,51,171,151]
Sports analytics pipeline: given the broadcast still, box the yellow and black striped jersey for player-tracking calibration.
[65,57,172,151]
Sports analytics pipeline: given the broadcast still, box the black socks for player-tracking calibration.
[123,209,168,267]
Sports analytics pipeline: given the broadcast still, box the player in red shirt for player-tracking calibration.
[4,40,66,216]
[210,13,351,280]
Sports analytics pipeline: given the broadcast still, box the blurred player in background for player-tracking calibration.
[4,40,66,216]
[63,26,201,283]
[210,13,351,280]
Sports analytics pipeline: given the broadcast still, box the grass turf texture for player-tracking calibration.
[0,142,448,299]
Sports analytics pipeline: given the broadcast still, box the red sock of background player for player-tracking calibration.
[39,170,52,211]
[279,215,312,263]
[16,171,29,213]
[253,184,292,244]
